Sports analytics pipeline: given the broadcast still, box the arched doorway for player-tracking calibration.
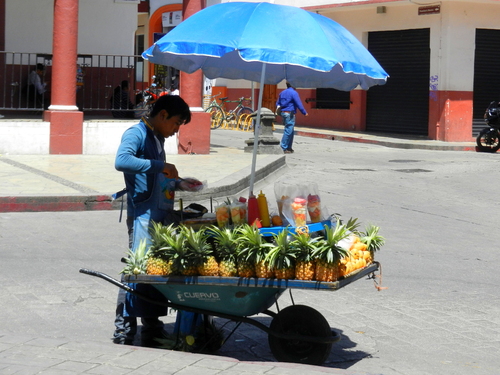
[148,4,183,91]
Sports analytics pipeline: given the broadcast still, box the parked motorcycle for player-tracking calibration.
[135,76,170,118]
[476,101,500,152]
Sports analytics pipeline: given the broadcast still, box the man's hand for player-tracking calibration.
[162,163,179,179]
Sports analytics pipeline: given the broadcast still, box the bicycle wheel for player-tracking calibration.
[236,106,253,117]
[206,106,225,129]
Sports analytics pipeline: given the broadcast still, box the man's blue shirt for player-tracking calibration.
[276,87,307,115]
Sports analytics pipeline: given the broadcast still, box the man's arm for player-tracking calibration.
[115,127,164,174]
[292,91,308,116]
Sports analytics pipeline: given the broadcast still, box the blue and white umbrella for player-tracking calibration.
[142,1,388,193]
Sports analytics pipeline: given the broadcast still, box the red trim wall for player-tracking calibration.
[0,0,5,51]
[429,91,474,142]
[223,88,369,131]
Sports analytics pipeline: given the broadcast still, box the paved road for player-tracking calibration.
[247,132,500,375]
[1,130,499,374]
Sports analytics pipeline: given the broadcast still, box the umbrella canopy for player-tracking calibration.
[142,2,388,91]
[142,2,388,195]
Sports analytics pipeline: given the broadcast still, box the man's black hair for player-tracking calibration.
[150,95,191,124]
[36,63,45,71]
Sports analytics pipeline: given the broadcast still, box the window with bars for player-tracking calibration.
[314,88,351,109]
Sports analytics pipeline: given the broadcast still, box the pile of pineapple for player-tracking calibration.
[122,218,384,282]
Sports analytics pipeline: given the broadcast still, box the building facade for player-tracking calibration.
[1,0,499,154]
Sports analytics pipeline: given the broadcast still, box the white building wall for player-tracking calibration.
[5,0,54,53]
[5,0,138,56]
[0,121,178,155]
[78,0,138,55]
[150,0,183,16]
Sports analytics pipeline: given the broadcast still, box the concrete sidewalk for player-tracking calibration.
[0,126,477,213]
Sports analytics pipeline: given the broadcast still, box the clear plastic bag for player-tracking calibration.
[179,177,206,192]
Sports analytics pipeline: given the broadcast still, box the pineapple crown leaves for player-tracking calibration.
[180,225,213,265]
[313,220,350,263]
[163,228,187,258]
[121,238,149,275]
[360,224,385,252]
[148,221,177,256]
[290,232,322,262]
[344,217,361,235]
[236,224,273,263]
[265,230,298,270]
[159,228,196,274]
[209,225,240,261]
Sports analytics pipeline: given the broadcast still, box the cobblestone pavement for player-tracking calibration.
[1,128,497,375]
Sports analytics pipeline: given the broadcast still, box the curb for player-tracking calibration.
[0,195,121,213]
[0,155,287,213]
[293,129,477,152]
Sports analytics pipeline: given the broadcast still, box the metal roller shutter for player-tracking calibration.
[472,29,500,136]
[366,29,430,135]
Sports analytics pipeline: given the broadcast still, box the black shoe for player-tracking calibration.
[284,150,292,154]
[287,148,295,153]
[113,336,134,345]
[141,329,173,349]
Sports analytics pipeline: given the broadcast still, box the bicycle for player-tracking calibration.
[205,96,253,130]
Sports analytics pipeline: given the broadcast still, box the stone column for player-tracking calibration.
[177,0,210,155]
[44,0,83,154]
[245,107,281,154]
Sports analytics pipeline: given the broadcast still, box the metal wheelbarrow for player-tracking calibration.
[80,262,380,365]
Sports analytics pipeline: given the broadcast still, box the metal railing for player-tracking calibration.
[0,51,177,114]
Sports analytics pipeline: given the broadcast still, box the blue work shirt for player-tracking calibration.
[276,87,307,115]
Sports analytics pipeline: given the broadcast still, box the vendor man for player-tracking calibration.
[113,95,202,347]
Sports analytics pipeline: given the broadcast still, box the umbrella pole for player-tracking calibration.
[248,63,266,196]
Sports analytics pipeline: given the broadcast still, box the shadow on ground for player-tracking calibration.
[131,315,370,370]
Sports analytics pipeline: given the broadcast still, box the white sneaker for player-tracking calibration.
[0,114,4,119]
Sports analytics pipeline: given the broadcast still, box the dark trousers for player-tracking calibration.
[113,217,164,344]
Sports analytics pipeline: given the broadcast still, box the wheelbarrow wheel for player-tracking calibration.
[268,305,333,365]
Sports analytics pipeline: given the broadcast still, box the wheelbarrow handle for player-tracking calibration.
[79,268,135,294]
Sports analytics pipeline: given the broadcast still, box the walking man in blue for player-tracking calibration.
[276,81,308,154]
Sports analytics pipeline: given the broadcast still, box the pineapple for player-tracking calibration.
[182,226,219,276]
[313,220,350,282]
[210,226,239,277]
[198,255,219,276]
[146,256,172,275]
[265,230,297,279]
[121,239,149,276]
[146,222,176,275]
[255,260,274,279]
[237,258,255,278]
[162,227,190,275]
[360,224,385,264]
[236,224,273,278]
[290,232,321,281]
